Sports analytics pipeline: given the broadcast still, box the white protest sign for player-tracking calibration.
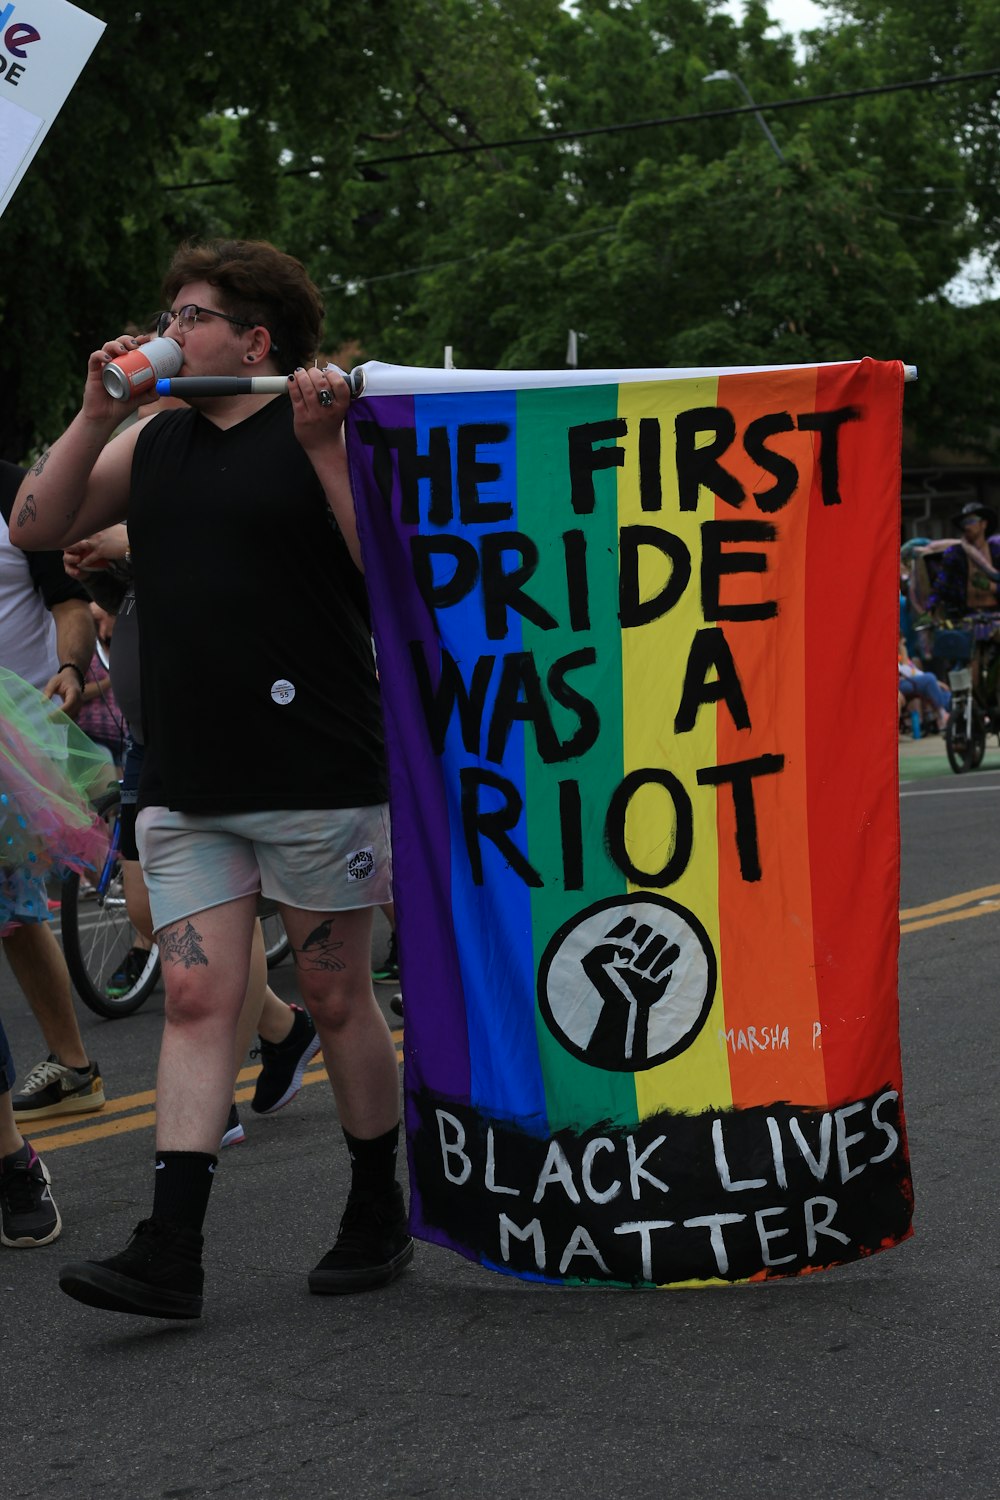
[0,0,105,219]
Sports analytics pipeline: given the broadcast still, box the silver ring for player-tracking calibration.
[318,388,333,407]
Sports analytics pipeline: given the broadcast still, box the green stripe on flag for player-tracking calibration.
[517,384,639,1131]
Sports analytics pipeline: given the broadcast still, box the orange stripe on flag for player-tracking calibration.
[714,370,828,1107]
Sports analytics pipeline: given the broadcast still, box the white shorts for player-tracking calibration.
[136,804,392,934]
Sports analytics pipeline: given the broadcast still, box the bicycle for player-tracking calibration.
[935,613,1000,774]
[257,896,292,970]
[60,785,160,1018]
[59,785,291,1018]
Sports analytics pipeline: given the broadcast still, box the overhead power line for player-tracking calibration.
[335,222,619,290]
[357,65,1000,168]
[166,66,1000,192]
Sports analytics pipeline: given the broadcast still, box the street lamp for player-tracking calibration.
[703,69,786,164]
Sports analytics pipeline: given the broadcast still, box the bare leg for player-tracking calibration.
[279,904,398,1138]
[121,859,154,952]
[1,924,89,1068]
[0,1090,23,1158]
[154,895,257,1153]
[232,921,295,1068]
[258,986,296,1044]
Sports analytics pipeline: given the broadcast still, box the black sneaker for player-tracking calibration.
[12,1055,105,1121]
[220,1102,245,1148]
[250,1004,322,1115]
[309,1182,414,1294]
[59,1217,204,1319]
[390,993,404,1019]
[105,945,152,998]
[372,931,399,984]
[0,1143,62,1248]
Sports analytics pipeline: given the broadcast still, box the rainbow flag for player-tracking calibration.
[346,357,912,1287]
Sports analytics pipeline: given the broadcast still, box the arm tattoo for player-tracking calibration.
[158,919,209,968]
[16,493,36,527]
[293,918,346,972]
[29,451,50,478]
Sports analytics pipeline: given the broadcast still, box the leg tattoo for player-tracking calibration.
[294,918,346,973]
[158,920,209,968]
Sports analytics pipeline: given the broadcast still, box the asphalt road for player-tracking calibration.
[1,752,998,1500]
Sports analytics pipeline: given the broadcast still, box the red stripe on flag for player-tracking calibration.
[803,359,904,1106]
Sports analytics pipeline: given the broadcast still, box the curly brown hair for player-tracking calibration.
[162,239,325,371]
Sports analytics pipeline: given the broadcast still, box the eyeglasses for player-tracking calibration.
[156,304,258,338]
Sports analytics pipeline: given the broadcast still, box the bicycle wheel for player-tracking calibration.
[945,702,986,774]
[59,788,161,1018]
[258,901,291,970]
[971,720,988,768]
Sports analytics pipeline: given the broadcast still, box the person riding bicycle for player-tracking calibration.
[926,502,1000,619]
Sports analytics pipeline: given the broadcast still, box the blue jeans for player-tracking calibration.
[900,672,951,713]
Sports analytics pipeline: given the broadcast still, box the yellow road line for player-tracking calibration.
[899,883,1000,920]
[29,1110,158,1152]
[900,900,1000,936]
[28,1044,403,1154]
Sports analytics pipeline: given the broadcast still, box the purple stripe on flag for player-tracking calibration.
[347,396,472,1103]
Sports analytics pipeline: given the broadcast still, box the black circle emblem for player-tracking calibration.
[537,894,717,1072]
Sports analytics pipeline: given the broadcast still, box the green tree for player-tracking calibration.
[0,0,402,458]
[798,0,1000,455]
[5,0,996,464]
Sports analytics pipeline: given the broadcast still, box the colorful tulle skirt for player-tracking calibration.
[0,666,115,934]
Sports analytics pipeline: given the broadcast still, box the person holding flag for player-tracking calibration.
[12,238,409,1320]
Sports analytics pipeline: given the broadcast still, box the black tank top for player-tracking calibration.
[129,398,386,813]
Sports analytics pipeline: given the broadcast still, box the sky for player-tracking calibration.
[765,0,826,32]
[724,0,827,36]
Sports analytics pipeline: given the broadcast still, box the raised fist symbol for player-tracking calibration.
[580,917,681,1066]
[537,895,717,1072]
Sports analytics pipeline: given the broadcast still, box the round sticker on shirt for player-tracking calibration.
[270,679,296,706]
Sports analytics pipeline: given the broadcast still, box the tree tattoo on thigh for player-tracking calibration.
[158,920,209,968]
[294,918,346,972]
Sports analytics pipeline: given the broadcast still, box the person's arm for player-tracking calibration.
[961,539,1000,580]
[81,671,111,703]
[11,336,158,551]
[63,526,131,613]
[287,367,362,569]
[63,525,130,572]
[43,598,96,718]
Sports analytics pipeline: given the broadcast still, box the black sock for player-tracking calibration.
[343,1125,399,1199]
[152,1150,218,1233]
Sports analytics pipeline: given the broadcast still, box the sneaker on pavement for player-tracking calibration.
[372,931,399,984]
[12,1055,105,1122]
[250,1003,321,1115]
[105,945,152,998]
[389,993,404,1020]
[309,1182,414,1294]
[220,1102,245,1149]
[59,1217,204,1319]
[0,1142,62,1248]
